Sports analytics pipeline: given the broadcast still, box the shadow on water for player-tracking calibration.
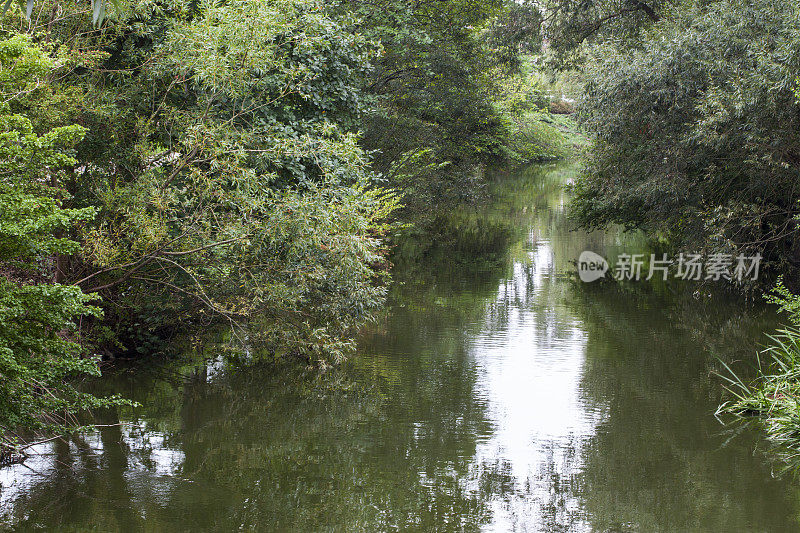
[2,162,799,532]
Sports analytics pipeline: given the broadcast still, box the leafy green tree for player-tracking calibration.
[570,0,800,286]
[8,0,399,361]
[542,0,666,66]
[0,35,123,455]
[340,0,514,207]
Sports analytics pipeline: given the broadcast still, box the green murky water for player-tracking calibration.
[2,162,799,532]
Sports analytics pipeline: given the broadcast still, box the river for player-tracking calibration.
[1,162,798,531]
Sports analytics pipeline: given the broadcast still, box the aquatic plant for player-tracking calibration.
[719,281,800,462]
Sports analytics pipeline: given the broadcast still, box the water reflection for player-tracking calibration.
[2,162,800,531]
[466,237,600,532]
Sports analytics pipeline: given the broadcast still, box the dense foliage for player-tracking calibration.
[568,0,800,287]
[0,0,578,446]
[543,0,666,64]
[345,0,506,206]
[23,0,400,362]
[344,0,563,208]
[0,35,127,457]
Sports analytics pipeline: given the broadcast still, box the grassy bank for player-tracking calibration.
[719,283,800,463]
[493,59,585,164]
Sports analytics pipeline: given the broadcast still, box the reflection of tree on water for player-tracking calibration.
[568,283,800,532]
[2,355,495,531]
[4,162,800,531]
[462,212,600,530]
[469,438,589,532]
[3,409,148,530]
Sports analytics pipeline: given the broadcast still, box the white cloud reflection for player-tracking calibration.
[465,240,606,532]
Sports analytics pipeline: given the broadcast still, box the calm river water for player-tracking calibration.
[2,162,799,532]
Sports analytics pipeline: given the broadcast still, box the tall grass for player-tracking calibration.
[719,281,800,462]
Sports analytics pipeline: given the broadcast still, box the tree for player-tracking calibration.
[0,35,124,457]
[570,0,800,286]
[8,0,399,361]
[340,0,512,207]
[543,0,669,64]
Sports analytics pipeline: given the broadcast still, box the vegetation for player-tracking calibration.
[346,0,568,209]
[566,0,800,287]
[547,0,800,466]
[0,1,574,452]
[0,34,130,460]
[719,282,800,462]
[494,60,579,163]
